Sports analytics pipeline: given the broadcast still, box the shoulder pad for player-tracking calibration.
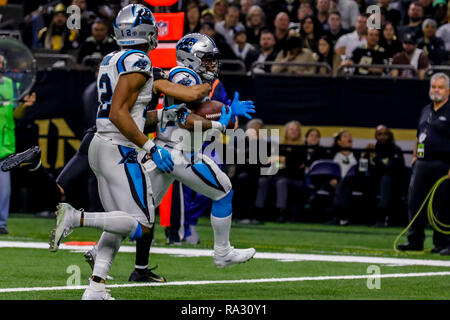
[168,66,202,86]
[116,50,152,77]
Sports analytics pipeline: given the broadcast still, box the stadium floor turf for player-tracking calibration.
[0,215,449,300]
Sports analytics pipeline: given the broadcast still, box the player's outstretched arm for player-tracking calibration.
[154,79,211,102]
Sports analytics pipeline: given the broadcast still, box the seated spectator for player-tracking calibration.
[436,21,450,52]
[398,1,425,40]
[213,0,228,23]
[300,15,324,54]
[419,0,434,19]
[245,5,266,47]
[333,0,360,30]
[316,0,332,31]
[305,128,332,168]
[391,33,430,79]
[200,22,238,60]
[38,3,79,53]
[271,35,317,75]
[201,8,216,25]
[76,19,119,68]
[418,18,447,64]
[183,1,202,35]
[341,28,386,76]
[332,130,358,178]
[432,0,447,28]
[367,125,406,227]
[273,12,293,53]
[239,0,255,24]
[254,120,305,223]
[335,14,368,58]
[324,11,350,47]
[296,2,315,27]
[245,29,278,73]
[232,28,256,61]
[377,0,401,27]
[379,22,403,60]
[71,0,97,44]
[317,35,342,76]
[215,4,245,47]
[233,118,267,224]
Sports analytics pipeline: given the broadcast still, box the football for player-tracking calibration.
[194,100,235,129]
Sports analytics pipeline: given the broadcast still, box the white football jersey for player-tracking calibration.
[96,49,153,146]
[155,66,208,151]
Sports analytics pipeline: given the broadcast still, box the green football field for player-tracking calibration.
[0,214,450,300]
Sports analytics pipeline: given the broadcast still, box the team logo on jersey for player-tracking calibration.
[133,57,149,70]
[133,8,154,27]
[176,37,198,52]
[158,21,169,37]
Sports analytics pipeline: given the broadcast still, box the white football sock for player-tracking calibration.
[92,231,122,280]
[81,211,138,237]
[210,214,232,256]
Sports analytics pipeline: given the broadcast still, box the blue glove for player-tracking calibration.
[229,91,256,119]
[217,105,232,132]
[150,145,174,173]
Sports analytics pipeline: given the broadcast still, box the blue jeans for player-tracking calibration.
[0,168,10,228]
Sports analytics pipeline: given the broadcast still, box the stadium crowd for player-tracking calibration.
[15,0,450,77]
[1,0,442,229]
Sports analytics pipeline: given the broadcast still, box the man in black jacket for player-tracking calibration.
[244,29,278,73]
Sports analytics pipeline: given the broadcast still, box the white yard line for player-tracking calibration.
[1,271,450,294]
[1,240,450,267]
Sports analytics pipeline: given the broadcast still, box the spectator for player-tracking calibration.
[296,2,315,24]
[379,22,403,59]
[245,29,278,73]
[184,1,202,35]
[245,5,266,47]
[377,0,402,26]
[398,1,425,40]
[432,0,447,28]
[324,11,350,47]
[200,8,216,25]
[392,33,430,79]
[271,35,317,75]
[419,0,434,19]
[0,55,36,235]
[325,130,359,226]
[341,28,386,76]
[273,12,293,53]
[76,19,119,67]
[212,0,228,23]
[317,35,342,76]
[333,0,360,30]
[71,0,98,44]
[305,128,331,168]
[418,18,447,65]
[273,120,307,222]
[37,3,79,53]
[335,14,368,58]
[200,21,238,60]
[316,0,332,31]
[234,118,267,224]
[436,21,450,52]
[367,125,406,227]
[300,15,324,54]
[260,0,287,29]
[232,28,256,61]
[215,5,246,47]
[239,0,254,24]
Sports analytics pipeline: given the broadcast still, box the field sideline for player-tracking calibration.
[0,215,450,300]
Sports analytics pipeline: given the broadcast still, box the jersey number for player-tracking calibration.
[97,73,113,118]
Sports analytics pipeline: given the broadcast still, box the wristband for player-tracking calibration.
[211,121,225,132]
[142,139,155,154]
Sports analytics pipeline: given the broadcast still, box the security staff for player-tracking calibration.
[398,72,450,255]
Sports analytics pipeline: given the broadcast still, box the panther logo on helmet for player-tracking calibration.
[176,38,198,53]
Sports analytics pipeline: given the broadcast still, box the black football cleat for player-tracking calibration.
[128,266,167,283]
[397,242,423,251]
[1,146,41,172]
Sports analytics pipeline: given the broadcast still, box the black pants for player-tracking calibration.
[407,159,450,249]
